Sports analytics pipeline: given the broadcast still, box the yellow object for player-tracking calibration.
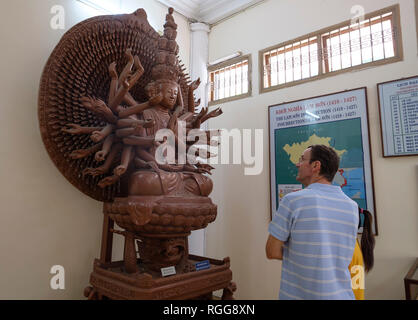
[349,240,365,300]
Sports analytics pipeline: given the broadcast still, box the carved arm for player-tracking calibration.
[109,56,144,110]
[69,142,103,160]
[80,97,118,124]
[188,78,200,113]
[108,61,119,110]
[91,124,114,143]
[62,123,103,135]
[94,134,115,162]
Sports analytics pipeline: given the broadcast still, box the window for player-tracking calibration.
[208,55,251,105]
[260,4,402,93]
[322,12,395,72]
[263,37,319,88]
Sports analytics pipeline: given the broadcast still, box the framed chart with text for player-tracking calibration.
[377,75,418,157]
[268,87,377,234]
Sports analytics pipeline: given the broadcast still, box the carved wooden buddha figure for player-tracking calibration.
[44,7,222,199]
[126,78,214,197]
[39,9,237,295]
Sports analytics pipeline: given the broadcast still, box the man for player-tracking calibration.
[266,145,358,300]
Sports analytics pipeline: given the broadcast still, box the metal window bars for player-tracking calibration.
[262,8,397,89]
[209,59,249,103]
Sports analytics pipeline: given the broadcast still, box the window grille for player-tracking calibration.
[263,37,319,88]
[260,4,402,93]
[322,12,395,72]
[208,55,251,105]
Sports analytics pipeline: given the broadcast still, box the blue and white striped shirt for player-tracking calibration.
[268,183,359,300]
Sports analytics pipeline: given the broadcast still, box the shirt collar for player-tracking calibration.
[306,183,341,192]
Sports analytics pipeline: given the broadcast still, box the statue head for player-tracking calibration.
[145,7,183,112]
[145,79,180,110]
[160,81,178,109]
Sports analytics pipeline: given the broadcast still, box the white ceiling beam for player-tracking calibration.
[156,0,200,21]
[156,0,265,25]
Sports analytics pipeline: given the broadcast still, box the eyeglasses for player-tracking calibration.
[298,156,311,163]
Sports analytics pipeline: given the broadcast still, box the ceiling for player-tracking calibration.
[156,0,266,25]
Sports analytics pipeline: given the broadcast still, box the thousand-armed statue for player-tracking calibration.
[39,8,235,300]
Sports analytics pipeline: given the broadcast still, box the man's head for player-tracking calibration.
[295,145,340,186]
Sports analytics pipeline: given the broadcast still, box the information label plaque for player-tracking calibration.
[377,75,418,157]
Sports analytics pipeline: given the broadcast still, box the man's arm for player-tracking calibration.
[265,234,285,260]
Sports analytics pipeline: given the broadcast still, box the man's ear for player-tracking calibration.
[312,160,321,172]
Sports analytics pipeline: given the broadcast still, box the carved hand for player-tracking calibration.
[70,149,90,159]
[133,55,144,76]
[62,123,84,134]
[194,98,201,107]
[91,131,105,143]
[81,97,118,123]
[193,107,208,128]
[113,165,127,177]
[122,56,144,90]
[195,167,212,175]
[80,96,95,110]
[125,48,133,61]
[83,166,107,177]
[149,93,163,106]
[109,61,118,79]
[158,164,184,172]
[81,97,105,114]
[196,163,215,174]
[210,107,223,118]
[200,107,223,123]
[98,175,119,188]
[190,78,201,91]
[92,99,113,116]
[95,150,107,162]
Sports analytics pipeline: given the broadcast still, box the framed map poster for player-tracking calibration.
[268,87,377,234]
[377,75,418,157]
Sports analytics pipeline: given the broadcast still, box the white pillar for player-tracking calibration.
[188,22,210,257]
[189,22,210,113]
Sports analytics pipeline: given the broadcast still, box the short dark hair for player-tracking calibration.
[308,145,340,182]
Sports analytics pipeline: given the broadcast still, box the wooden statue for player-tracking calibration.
[38,8,235,300]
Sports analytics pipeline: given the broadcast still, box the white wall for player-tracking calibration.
[0,0,190,299]
[207,0,418,299]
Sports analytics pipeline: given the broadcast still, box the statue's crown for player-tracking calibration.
[151,8,180,82]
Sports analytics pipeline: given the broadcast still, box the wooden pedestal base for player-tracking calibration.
[84,255,235,300]
[84,212,236,300]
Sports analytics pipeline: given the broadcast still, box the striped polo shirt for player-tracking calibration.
[268,183,359,300]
